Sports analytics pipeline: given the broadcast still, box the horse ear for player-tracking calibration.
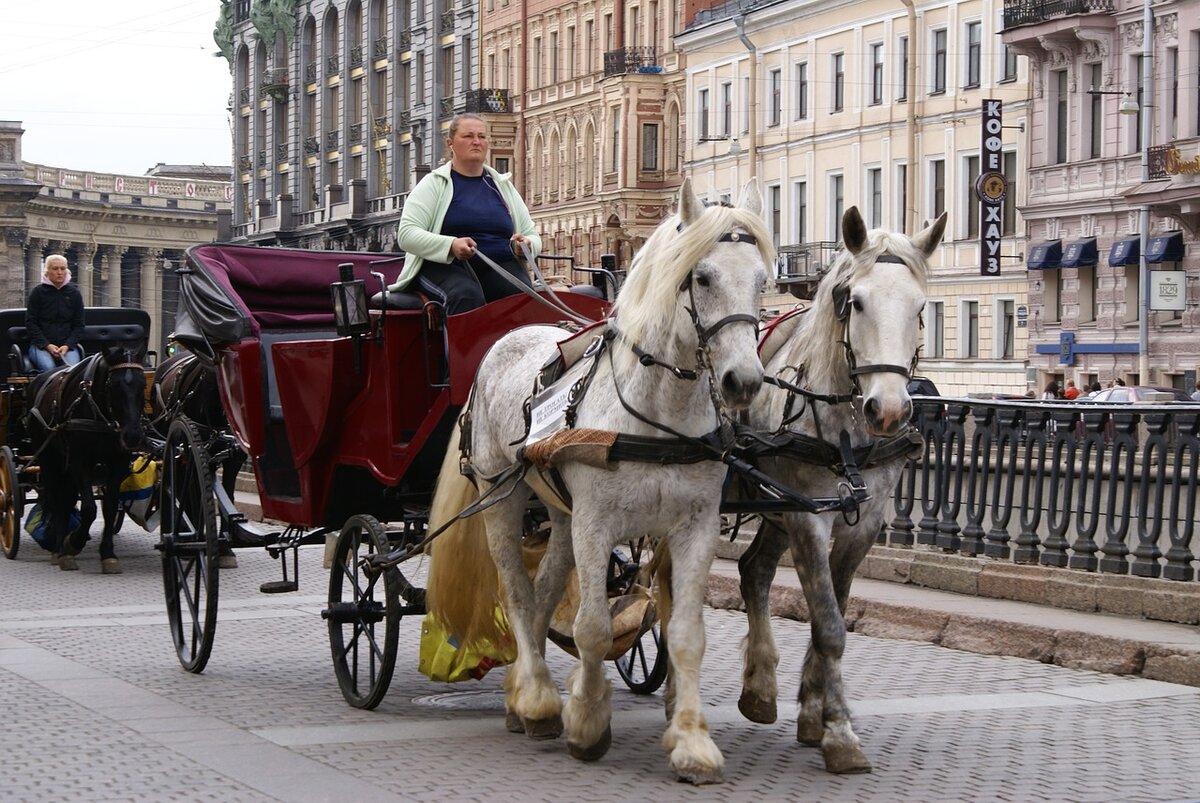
[678,176,704,226]
[736,177,763,216]
[912,211,949,257]
[842,206,868,255]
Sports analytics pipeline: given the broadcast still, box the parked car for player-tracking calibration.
[1087,386,1193,403]
[907,376,941,396]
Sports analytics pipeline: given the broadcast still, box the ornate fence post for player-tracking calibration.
[1068,407,1109,572]
[1163,409,1199,581]
[936,402,968,551]
[1014,405,1050,564]
[1040,406,1080,568]
[1099,410,1138,574]
[985,404,1021,559]
[960,405,994,555]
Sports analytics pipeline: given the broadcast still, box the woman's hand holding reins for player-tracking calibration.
[451,237,477,261]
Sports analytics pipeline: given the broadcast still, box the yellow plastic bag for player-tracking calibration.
[118,456,157,500]
[418,607,516,683]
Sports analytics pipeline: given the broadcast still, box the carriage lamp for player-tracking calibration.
[331,262,371,337]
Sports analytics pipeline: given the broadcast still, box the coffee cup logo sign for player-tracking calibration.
[978,100,1005,276]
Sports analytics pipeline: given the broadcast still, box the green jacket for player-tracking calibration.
[390,162,542,292]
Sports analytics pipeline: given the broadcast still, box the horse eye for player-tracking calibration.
[853,298,864,312]
[695,274,711,288]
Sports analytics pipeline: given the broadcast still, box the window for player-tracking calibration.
[829,173,844,241]
[832,53,844,112]
[895,163,907,230]
[996,299,1015,359]
[502,48,511,88]
[416,53,425,103]
[604,13,613,51]
[1002,46,1018,82]
[1053,69,1067,163]
[1168,47,1178,137]
[869,43,883,105]
[795,62,808,120]
[585,20,594,73]
[610,108,620,172]
[1195,32,1200,136]
[441,46,455,99]
[494,156,509,174]
[697,87,709,140]
[931,158,945,220]
[742,77,750,133]
[550,31,559,84]
[1133,55,1144,153]
[931,29,947,94]
[897,35,909,101]
[1001,151,1017,235]
[533,37,542,88]
[769,184,781,249]
[794,180,807,244]
[641,123,659,171]
[1088,64,1102,159]
[867,167,882,228]
[1077,266,1096,324]
[566,26,575,78]
[965,154,980,236]
[1123,264,1140,324]
[1042,269,1061,324]
[928,300,945,358]
[962,300,979,358]
[721,81,732,137]
[964,22,981,88]
[768,69,781,126]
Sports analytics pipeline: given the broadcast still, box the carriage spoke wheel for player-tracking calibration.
[613,537,669,695]
[0,446,22,559]
[325,514,400,710]
[159,418,219,673]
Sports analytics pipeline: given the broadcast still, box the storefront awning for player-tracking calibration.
[1060,238,1098,268]
[1146,231,1185,264]
[1108,236,1140,266]
[1026,240,1062,270]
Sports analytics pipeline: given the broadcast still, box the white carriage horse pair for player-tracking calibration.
[426,177,947,784]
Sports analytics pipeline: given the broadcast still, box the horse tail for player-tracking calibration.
[424,423,507,649]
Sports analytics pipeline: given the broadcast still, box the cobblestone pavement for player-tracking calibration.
[3,524,1200,802]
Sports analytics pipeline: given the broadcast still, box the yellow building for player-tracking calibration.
[678,0,1034,396]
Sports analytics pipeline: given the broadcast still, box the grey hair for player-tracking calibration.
[43,254,68,273]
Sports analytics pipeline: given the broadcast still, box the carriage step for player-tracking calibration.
[260,580,299,594]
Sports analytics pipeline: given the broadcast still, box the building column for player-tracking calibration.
[140,248,163,355]
[75,243,97,306]
[102,246,126,308]
[24,237,46,297]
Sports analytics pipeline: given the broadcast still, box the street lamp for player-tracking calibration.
[1086,87,1140,115]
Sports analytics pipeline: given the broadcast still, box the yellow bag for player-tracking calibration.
[119,456,157,500]
[418,607,516,683]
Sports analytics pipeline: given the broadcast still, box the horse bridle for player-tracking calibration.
[831,253,921,392]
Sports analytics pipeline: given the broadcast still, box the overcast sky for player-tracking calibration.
[0,0,233,176]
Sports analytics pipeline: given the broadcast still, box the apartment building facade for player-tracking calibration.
[678,0,1034,396]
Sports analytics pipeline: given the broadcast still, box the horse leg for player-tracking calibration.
[483,492,562,739]
[40,475,72,570]
[661,515,724,785]
[737,519,786,724]
[63,478,95,559]
[656,545,675,721]
[791,520,871,774]
[99,479,122,574]
[562,520,614,761]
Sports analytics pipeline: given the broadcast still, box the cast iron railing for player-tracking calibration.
[890,399,1200,581]
[1002,0,1114,29]
[464,88,511,113]
[603,47,661,77]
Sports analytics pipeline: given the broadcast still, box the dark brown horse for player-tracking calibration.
[26,347,147,572]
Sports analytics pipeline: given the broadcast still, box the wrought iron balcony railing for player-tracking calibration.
[260,68,289,101]
[439,96,456,119]
[239,87,251,105]
[349,123,364,145]
[373,116,392,138]
[373,36,388,59]
[257,149,267,167]
[237,154,252,172]
[326,55,340,76]
[440,9,455,32]
[463,88,511,114]
[399,30,412,50]
[304,62,317,83]
[1002,0,1114,30]
[398,109,412,128]
[325,130,340,151]
[776,241,838,281]
[350,45,364,69]
[1148,144,1171,180]
[603,47,661,78]
[276,143,289,162]
[303,136,320,155]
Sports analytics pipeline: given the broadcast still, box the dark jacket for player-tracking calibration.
[26,281,85,350]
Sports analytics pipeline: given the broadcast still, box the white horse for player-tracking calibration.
[425,177,774,784]
[737,207,946,773]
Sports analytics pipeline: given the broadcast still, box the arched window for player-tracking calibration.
[582,121,596,195]
[529,131,544,204]
[565,126,578,196]
[549,129,560,200]
[665,101,680,174]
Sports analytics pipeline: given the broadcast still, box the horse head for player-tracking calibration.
[825,207,946,436]
[101,346,147,451]
[613,177,773,411]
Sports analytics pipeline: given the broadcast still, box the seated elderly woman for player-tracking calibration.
[26,254,85,372]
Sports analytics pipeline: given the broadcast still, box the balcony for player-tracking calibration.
[350,44,364,69]
[326,55,340,76]
[276,143,289,163]
[239,87,251,105]
[304,61,317,83]
[373,36,388,59]
[238,154,252,173]
[399,30,412,50]
[463,88,511,114]
[303,136,320,155]
[260,68,289,102]
[603,47,661,78]
[440,9,455,33]
[439,96,456,119]
[350,123,364,145]
[1002,0,1113,31]
[373,116,392,138]
[325,130,340,152]
[398,109,412,128]
[257,149,267,167]
[775,241,838,299]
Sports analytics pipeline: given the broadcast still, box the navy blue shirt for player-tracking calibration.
[440,171,516,264]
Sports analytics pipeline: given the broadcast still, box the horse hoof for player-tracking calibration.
[505,711,524,734]
[823,744,872,774]
[49,553,59,567]
[673,762,724,785]
[738,690,777,724]
[57,555,78,571]
[218,554,238,569]
[567,725,611,761]
[524,715,563,740]
[101,558,122,575]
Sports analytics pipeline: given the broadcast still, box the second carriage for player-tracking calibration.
[156,243,666,706]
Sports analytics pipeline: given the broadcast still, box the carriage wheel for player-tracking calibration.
[326,514,401,710]
[159,418,219,673]
[0,446,22,560]
[612,538,669,695]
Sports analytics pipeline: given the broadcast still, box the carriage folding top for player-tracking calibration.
[178,243,608,528]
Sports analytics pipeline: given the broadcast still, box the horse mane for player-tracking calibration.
[610,203,773,377]
[788,229,929,390]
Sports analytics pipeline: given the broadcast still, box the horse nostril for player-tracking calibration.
[901,399,913,422]
[864,397,880,421]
